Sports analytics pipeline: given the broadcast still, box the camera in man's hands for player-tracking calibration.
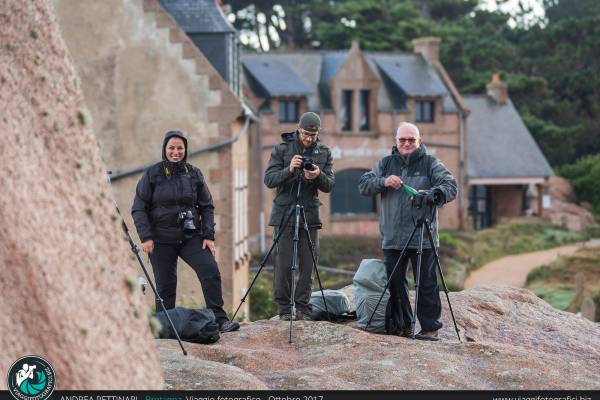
[411,190,431,209]
[177,209,196,238]
[301,156,316,171]
[412,189,443,209]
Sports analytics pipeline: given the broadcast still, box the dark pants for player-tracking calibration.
[149,236,227,322]
[383,248,442,332]
[273,223,318,316]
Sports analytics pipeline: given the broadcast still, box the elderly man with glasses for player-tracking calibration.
[264,112,335,321]
[358,122,456,341]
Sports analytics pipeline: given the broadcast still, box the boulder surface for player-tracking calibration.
[158,285,600,390]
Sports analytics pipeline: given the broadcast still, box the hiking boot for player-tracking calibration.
[219,320,240,333]
[400,326,414,338]
[279,314,292,321]
[296,311,314,321]
[415,330,439,341]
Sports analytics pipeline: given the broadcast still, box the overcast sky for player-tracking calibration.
[479,0,546,27]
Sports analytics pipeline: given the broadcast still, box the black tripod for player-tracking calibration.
[232,172,330,343]
[366,204,461,342]
[115,204,188,355]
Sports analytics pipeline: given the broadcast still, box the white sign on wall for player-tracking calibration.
[331,146,436,159]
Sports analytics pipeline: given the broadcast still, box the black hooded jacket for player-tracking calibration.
[131,131,215,243]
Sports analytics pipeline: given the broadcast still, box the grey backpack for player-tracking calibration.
[353,259,389,332]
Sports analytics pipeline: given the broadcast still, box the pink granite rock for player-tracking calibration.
[0,0,162,389]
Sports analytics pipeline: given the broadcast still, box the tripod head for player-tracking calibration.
[408,192,436,225]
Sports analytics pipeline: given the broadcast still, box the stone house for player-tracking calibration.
[53,0,251,314]
[241,38,554,239]
[465,74,554,229]
[242,38,468,246]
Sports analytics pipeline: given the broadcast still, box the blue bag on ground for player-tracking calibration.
[353,259,389,332]
[155,307,220,344]
[309,289,356,321]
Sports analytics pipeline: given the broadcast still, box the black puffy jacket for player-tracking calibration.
[131,131,215,243]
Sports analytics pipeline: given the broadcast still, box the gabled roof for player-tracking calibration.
[158,0,234,33]
[240,50,459,113]
[242,58,312,97]
[372,54,447,97]
[464,95,553,179]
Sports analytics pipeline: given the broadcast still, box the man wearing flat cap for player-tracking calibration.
[264,112,335,321]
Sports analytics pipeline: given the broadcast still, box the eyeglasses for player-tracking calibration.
[300,129,318,138]
[397,137,417,144]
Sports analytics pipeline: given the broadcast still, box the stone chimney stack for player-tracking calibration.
[486,73,508,104]
[412,37,440,65]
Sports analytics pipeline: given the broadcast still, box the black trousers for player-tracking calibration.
[383,248,442,332]
[149,236,227,322]
[273,223,318,316]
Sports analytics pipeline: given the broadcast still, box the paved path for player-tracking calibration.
[464,239,600,289]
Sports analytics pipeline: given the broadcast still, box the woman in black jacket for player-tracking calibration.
[131,130,239,333]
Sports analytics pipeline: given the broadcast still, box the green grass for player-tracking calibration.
[531,286,576,310]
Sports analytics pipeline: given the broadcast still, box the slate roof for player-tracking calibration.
[158,0,234,33]
[372,54,447,97]
[242,58,312,97]
[464,95,554,179]
[241,51,458,113]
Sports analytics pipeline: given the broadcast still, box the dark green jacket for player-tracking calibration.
[358,145,457,249]
[264,131,335,228]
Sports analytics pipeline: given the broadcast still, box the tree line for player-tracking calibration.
[225,0,600,170]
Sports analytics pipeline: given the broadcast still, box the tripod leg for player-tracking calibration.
[424,220,462,342]
[299,207,329,321]
[118,213,188,356]
[411,222,426,339]
[365,223,419,331]
[231,204,296,321]
[288,204,303,343]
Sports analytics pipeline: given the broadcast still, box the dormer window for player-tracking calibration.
[341,90,353,131]
[279,99,298,123]
[359,90,370,131]
[416,100,434,123]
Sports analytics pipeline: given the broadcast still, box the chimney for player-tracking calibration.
[486,73,508,104]
[412,37,440,65]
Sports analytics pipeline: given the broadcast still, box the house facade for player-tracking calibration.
[465,75,554,229]
[242,38,468,245]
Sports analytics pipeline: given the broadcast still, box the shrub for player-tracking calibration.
[248,271,277,321]
[558,154,600,219]
[439,230,458,247]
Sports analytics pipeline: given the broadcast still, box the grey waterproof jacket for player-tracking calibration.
[264,131,334,228]
[358,145,457,249]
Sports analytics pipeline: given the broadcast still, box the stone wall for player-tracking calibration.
[52,0,248,309]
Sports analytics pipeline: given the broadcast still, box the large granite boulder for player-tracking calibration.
[544,176,596,232]
[0,0,162,389]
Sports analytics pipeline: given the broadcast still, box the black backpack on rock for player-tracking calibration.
[155,307,220,344]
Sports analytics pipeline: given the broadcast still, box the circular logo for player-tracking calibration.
[6,356,56,400]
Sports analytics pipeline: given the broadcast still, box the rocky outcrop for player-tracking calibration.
[0,0,162,389]
[544,176,596,231]
[158,285,600,389]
